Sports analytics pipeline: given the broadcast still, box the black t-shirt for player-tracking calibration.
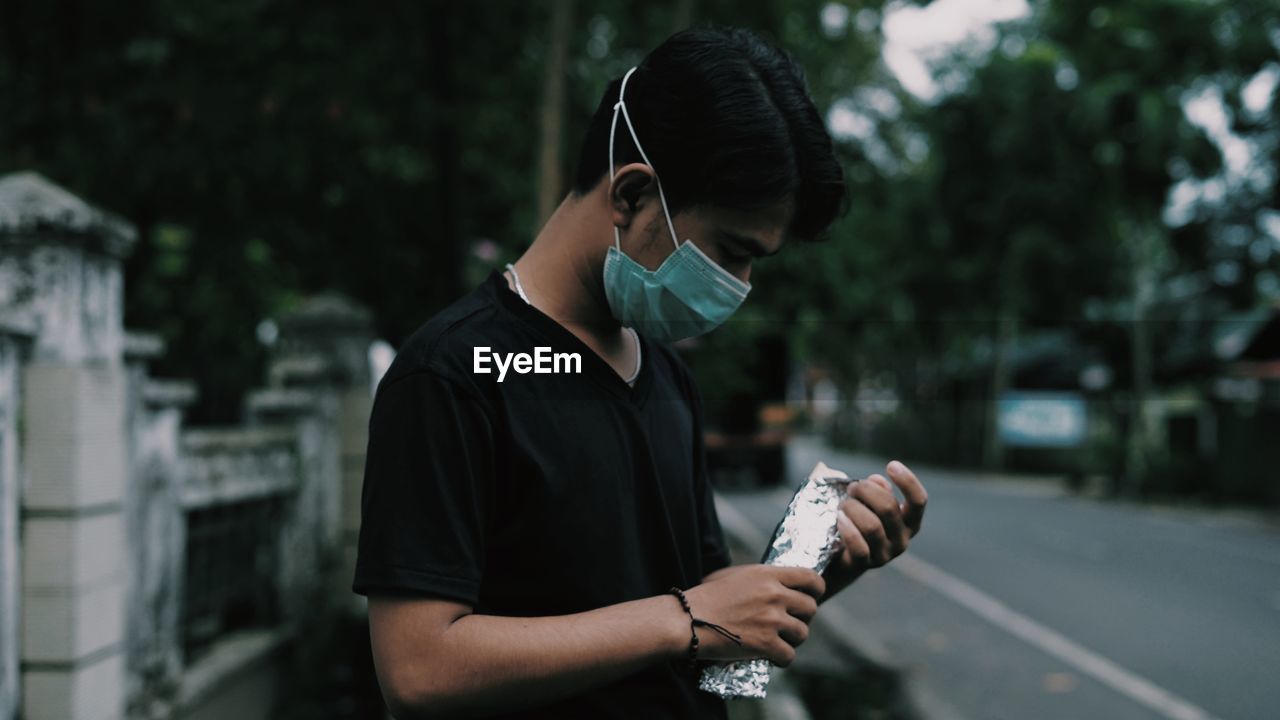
[353,270,731,719]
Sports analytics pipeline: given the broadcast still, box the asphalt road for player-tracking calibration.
[716,435,1280,720]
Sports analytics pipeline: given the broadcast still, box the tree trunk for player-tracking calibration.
[536,0,573,228]
[1124,219,1158,497]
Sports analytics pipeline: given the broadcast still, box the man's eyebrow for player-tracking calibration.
[721,230,782,258]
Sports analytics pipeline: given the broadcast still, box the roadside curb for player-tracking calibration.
[714,493,967,720]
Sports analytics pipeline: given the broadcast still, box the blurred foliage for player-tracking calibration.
[2,0,549,421]
[2,0,1278,426]
[693,0,1280,436]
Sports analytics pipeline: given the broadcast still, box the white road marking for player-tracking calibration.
[891,553,1221,720]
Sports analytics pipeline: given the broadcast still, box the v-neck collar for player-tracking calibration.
[485,270,654,406]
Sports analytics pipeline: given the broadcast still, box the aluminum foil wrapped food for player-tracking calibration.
[698,461,853,699]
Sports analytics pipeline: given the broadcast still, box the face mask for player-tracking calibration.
[602,66,751,344]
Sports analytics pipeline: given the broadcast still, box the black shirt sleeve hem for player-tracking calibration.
[352,563,480,605]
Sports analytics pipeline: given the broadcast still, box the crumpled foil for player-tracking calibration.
[698,461,853,699]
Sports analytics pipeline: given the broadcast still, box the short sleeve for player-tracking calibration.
[352,369,496,604]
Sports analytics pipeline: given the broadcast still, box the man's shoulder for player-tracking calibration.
[379,278,512,388]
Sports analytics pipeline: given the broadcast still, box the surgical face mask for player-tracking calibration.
[602,66,751,344]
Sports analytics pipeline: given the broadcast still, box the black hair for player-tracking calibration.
[572,26,846,241]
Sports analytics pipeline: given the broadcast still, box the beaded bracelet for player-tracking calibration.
[668,587,744,674]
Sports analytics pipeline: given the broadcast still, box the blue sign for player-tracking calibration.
[997,392,1087,448]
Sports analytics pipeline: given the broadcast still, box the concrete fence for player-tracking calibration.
[0,171,374,720]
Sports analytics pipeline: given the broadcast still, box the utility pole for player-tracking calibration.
[536,0,573,228]
[1123,218,1160,496]
[672,0,697,33]
[985,237,1021,470]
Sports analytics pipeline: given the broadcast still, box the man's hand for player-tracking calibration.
[684,565,825,668]
[821,460,927,602]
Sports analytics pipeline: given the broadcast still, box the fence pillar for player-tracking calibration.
[122,331,195,720]
[0,319,33,720]
[269,295,373,614]
[1,172,136,720]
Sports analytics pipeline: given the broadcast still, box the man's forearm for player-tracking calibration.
[394,594,688,718]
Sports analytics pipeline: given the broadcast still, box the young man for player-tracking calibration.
[353,27,927,719]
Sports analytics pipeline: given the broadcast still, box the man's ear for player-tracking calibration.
[609,164,657,229]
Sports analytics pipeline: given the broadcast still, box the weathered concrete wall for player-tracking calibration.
[0,172,133,366]
[122,334,193,720]
[260,294,374,618]
[0,172,376,720]
[0,325,29,720]
[21,363,130,720]
[2,172,135,720]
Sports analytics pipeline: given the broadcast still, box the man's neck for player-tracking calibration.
[506,193,634,367]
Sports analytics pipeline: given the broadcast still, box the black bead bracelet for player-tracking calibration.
[668,587,743,675]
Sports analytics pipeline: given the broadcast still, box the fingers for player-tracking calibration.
[776,614,810,649]
[776,567,826,600]
[886,460,928,537]
[841,497,892,566]
[783,590,818,623]
[836,509,872,568]
[852,478,909,553]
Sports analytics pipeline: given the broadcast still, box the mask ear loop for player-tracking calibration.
[609,67,682,253]
[608,77,625,252]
